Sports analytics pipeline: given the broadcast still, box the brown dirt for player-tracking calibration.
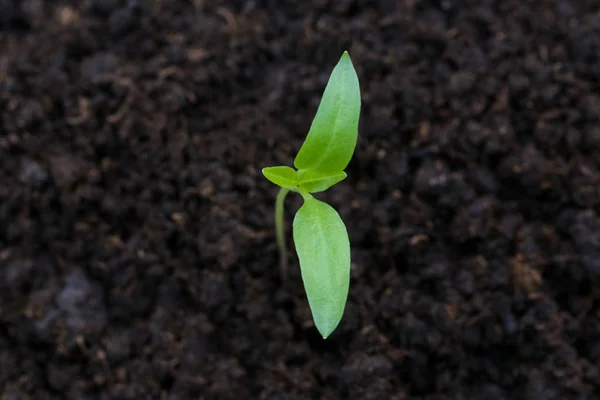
[1,1,600,399]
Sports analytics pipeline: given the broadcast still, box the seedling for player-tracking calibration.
[262,51,361,338]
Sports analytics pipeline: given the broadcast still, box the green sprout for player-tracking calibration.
[262,51,361,338]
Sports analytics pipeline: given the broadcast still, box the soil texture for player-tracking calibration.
[1,1,600,399]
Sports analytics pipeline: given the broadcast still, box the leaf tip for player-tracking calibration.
[315,318,338,340]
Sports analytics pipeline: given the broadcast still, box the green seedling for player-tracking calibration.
[262,51,361,338]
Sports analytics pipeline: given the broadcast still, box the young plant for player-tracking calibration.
[262,51,361,338]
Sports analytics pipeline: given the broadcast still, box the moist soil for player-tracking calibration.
[1,1,600,399]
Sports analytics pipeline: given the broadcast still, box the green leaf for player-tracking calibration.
[293,196,350,338]
[262,166,298,188]
[294,51,361,173]
[297,169,347,193]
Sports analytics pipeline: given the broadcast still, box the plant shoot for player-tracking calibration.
[262,51,361,338]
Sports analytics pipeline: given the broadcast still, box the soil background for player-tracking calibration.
[2,1,600,399]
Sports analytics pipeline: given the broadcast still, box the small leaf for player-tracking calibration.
[293,197,350,338]
[262,166,298,188]
[297,169,347,193]
[294,51,361,173]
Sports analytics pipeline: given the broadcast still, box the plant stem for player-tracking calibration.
[296,187,313,200]
[275,187,290,281]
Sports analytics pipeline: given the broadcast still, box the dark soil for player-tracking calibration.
[1,1,600,399]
